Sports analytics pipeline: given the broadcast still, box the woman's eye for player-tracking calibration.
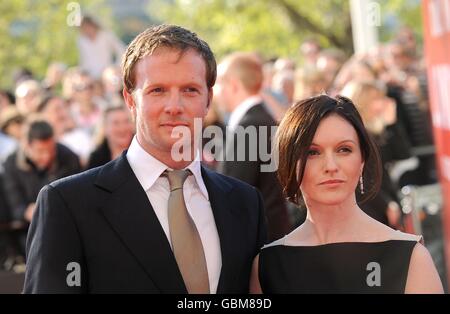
[149,87,164,94]
[338,147,352,153]
[307,149,319,156]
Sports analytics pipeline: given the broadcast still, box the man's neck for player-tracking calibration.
[136,135,198,170]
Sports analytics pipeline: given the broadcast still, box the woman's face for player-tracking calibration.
[361,88,393,134]
[300,114,364,206]
[104,109,134,149]
[365,89,386,120]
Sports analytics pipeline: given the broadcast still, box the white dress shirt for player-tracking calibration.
[126,136,222,293]
[227,95,263,131]
[77,30,125,79]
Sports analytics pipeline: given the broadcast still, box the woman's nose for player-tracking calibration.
[324,153,339,173]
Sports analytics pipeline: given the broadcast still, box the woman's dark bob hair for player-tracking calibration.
[275,94,382,205]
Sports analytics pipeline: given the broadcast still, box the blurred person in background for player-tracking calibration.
[216,52,292,241]
[299,38,321,69]
[315,48,347,94]
[15,80,44,116]
[341,80,411,228]
[69,71,103,135]
[102,65,124,106]
[3,119,81,255]
[0,90,15,113]
[200,99,226,171]
[62,67,83,100]
[37,95,93,166]
[87,105,134,169]
[0,107,25,142]
[12,68,34,88]
[77,15,125,79]
[0,107,23,172]
[272,70,295,105]
[0,90,17,164]
[294,67,328,100]
[260,60,289,123]
[42,62,67,93]
[273,58,296,73]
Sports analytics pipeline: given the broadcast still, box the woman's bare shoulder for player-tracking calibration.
[391,230,423,243]
[363,215,423,243]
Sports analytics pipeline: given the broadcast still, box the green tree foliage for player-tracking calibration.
[379,0,423,43]
[149,0,353,61]
[149,0,422,61]
[0,0,109,89]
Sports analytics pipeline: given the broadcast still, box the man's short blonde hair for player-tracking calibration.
[122,24,217,93]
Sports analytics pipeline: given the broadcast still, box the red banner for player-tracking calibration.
[422,0,450,284]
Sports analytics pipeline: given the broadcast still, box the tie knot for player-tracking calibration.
[165,169,190,191]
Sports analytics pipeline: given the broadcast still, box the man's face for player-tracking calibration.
[26,138,56,170]
[123,48,211,161]
[72,75,95,103]
[80,23,98,40]
[44,98,70,125]
[16,86,41,115]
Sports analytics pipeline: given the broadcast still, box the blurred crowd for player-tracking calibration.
[0,19,437,274]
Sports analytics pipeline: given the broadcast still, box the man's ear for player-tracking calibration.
[207,88,213,109]
[123,88,136,113]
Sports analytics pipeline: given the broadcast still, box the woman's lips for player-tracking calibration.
[319,179,345,185]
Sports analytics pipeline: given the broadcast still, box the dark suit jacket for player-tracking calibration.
[218,103,291,242]
[24,152,267,293]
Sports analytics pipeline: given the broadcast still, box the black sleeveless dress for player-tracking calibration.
[259,240,420,293]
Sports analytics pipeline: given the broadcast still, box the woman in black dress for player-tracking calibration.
[250,95,443,293]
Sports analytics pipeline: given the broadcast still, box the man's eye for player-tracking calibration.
[184,87,199,93]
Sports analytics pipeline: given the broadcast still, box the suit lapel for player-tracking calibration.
[95,153,187,293]
[201,166,242,293]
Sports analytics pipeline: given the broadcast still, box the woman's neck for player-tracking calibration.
[303,196,366,245]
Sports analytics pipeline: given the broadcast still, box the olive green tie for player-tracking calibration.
[165,169,210,294]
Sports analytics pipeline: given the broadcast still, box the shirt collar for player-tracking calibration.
[126,136,209,200]
[227,95,263,131]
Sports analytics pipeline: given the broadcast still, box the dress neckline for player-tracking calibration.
[262,232,422,250]
[278,239,418,248]
[263,230,423,249]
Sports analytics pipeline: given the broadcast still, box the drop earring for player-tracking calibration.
[359,175,364,195]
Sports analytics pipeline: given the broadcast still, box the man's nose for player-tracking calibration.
[164,92,184,115]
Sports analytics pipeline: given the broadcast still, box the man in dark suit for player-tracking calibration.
[24,25,266,293]
[215,52,292,242]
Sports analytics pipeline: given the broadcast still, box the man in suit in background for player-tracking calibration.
[215,52,292,242]
[24,25,266,293]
